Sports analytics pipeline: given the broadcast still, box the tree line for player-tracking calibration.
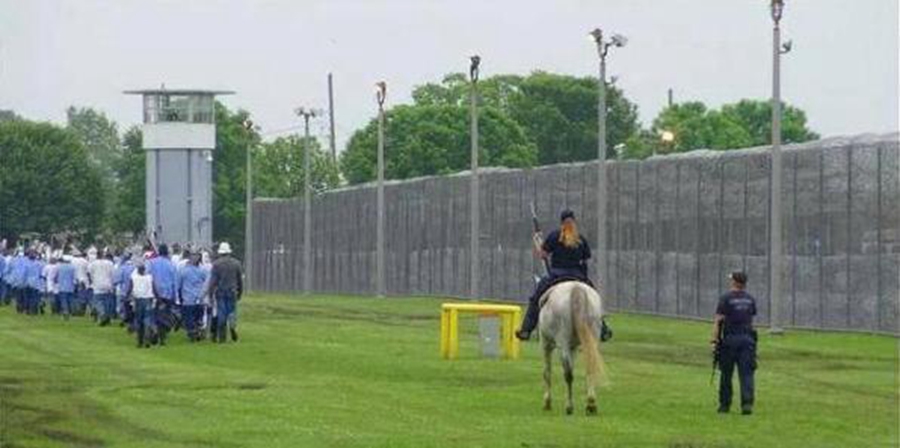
[0,70,818,249]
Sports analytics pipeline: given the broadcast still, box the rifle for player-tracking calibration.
[529,202,551,278]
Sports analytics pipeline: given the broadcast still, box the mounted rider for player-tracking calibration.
[515,209,593,341]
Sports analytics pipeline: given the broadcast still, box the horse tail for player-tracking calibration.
[571,284,606,387]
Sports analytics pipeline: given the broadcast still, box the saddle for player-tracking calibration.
[538,276,596,308]
[537,276,613,342]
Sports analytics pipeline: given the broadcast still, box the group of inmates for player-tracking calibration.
[0,240,244,348]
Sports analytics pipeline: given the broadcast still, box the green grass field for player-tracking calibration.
[0,294,896,448]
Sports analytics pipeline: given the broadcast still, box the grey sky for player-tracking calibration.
[1,0,897,151]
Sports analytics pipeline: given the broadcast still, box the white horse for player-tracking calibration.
[538,281,606,415]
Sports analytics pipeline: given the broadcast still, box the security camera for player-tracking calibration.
[781,40,793,54]
[611,34,628,47]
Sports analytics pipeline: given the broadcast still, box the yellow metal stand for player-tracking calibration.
[440,303,522,360]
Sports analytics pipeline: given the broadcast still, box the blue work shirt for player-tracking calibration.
[10,256,27,288]
[26,259,44,290]
[178,264,208,305]
[114,262,135,296]
[149,256,177,300]
[1,257,11,283]
[56,263,76,294]
[0,256,6,282]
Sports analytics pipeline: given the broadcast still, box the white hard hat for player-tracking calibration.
[217,242,232,255]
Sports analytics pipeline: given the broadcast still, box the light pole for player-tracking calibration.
[469,55,481,299]
[375,81,387,298]
[590,28,626,299]
[295,107,319,295]
[242,119,254,292]
[769,0,790,334]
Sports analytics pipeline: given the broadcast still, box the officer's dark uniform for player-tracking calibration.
[516,213,591,339]
[716,287,757,414]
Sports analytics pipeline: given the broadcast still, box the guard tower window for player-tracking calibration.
[142,93,215,124]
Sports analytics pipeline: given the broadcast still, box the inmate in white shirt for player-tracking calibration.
[130,271,155,299]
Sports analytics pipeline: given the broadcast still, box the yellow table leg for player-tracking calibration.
[449,309,459,360]
[501,312,513,359]
[440,309,449,359]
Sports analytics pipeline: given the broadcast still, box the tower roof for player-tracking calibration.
[124,89,235,95]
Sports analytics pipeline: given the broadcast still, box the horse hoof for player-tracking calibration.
[586,404,598,416]
[543,402,552,411]
[565,406,574,415]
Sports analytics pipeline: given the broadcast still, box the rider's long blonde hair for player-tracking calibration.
[559,220,581,249]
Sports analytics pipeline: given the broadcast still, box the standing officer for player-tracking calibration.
[710,272,758,415]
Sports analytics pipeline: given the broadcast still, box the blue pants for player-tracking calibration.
[719,333,756,409]
[51,293,61,314]
[93,293,116,322]
[26,288,40,315]
[182,304,202,338]
[0,281,6,304]
[134,299,155,346]
[73,287,91,315]
[14,287,26,313]
[58,292,74,317]
[215,290,238,341]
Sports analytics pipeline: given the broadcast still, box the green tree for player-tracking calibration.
[0,110,21,122]
[642,99,818,157]
[66,107,121,176]
[66,106,124,234]
[341,104,537,184]
[720,99,819,146]
[254,135,340,198]
[107,126,145,236]
[0,120,105,241]
[411,71,640,163]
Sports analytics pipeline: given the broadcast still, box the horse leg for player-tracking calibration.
[561,348,575,415]
[542,342,553,411]
[586,384,598,416]
[586,326,599,416]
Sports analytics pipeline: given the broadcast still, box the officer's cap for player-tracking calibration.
[728,271,748,285]
[560,209,576,222]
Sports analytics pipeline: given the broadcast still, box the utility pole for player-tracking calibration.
[295,107,319,295]
[375,81,387,298]
[590,28,626,299]
[769,0,790,334]
[469,55,481,299]
[242,119,254,292]
[328,73,337,163]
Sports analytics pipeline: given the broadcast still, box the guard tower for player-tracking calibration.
[124,88,234,246]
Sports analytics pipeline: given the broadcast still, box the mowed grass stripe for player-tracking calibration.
[0,294,896,448]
